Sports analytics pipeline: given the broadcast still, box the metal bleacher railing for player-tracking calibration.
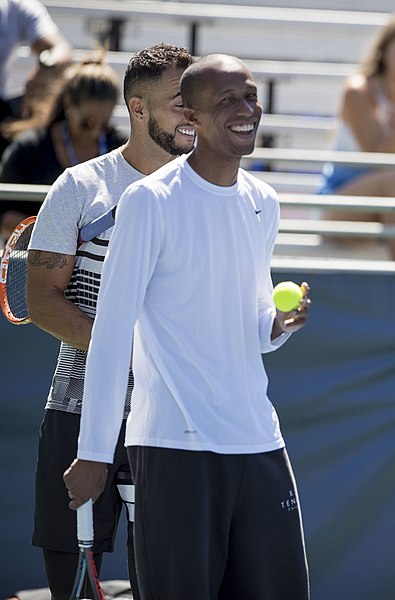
[16,5,385,138]
[13,46,346,163]
[2,180,395,247]
[15,45,354,119]
[39,1,390,114]
[246,147,395,170]
[243,147,395,196]
[5,3,395,260]
[42,1,389,56]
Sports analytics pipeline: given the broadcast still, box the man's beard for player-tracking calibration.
[148,113,192,156]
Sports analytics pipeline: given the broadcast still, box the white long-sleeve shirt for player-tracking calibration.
[78,155,290,462]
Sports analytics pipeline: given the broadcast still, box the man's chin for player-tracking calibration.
[236,142,256,158]
[170,145,194,156]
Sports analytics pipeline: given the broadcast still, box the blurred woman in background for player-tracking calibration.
[0,53,126,241]
[318,14,395,259]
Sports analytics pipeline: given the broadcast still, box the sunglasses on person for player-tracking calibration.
[70,105,111,132]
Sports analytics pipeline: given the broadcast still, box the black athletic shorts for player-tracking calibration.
[128,445,310,600]
[32,409,133,554]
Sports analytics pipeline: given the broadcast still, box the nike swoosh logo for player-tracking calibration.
[255,210,262,214]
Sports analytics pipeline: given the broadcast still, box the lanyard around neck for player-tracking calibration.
[61,120,108,166]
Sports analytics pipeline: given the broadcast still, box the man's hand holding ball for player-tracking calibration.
[272,280,311,335]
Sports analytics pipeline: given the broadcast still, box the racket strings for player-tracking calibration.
[5,224,33,320]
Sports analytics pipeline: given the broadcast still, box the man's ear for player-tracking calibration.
[128,97,147,121]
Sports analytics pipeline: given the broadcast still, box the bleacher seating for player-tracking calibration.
[41,1,387,60]
[4,1,395,263]
[2,181,394,261]
[38,1,389,120]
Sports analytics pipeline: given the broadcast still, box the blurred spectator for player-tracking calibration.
[0,54,127,242]
[318,14,395,259]
[0,0,72,157]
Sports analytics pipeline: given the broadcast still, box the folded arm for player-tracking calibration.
[27,249,93,350]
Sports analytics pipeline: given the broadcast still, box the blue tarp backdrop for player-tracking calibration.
[1,267,395,598]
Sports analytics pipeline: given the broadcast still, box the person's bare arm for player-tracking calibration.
[342,75,395,153]
[31,31,73,67]
[27,249,93,350]
[22,33,72,118]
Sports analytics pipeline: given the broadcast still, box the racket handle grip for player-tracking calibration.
[77,499,94,548]
[79,206,116,243]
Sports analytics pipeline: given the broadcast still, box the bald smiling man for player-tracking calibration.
[65,54,311,600]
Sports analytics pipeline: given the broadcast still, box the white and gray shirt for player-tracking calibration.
[29,148,142,416]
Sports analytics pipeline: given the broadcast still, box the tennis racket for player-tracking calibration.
[0,207,117,325]
[70,499,105,600]
[0,215,36,325]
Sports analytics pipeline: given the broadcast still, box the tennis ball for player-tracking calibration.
[272,281,303,312]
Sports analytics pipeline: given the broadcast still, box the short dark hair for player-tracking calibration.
[123,43,193,110]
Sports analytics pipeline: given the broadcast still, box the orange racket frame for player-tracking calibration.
[0,215,36,325]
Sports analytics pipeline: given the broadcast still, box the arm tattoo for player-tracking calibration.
[28,250,68,270]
